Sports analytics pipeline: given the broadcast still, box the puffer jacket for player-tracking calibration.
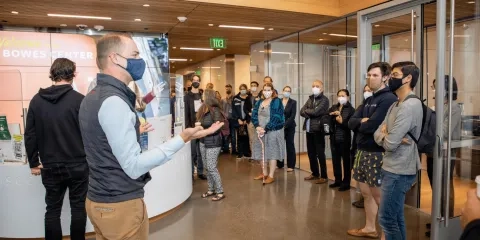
[300,93,330,132]
[329,102,355,143]
[199,106,223,148]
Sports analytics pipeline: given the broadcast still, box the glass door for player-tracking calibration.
[357,1,423,208]
[431,0,480,239]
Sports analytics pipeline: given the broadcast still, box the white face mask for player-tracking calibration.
[251,87,257,92]
[338,96,347,105]
[263,90,272,99]
[364,91,373,100]
[312,87,321,95]
[240,89,247,95]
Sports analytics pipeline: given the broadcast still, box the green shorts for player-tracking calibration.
[353,150,384,187]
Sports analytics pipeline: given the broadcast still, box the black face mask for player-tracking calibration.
[192,82,200,89]
[388,77,408,92]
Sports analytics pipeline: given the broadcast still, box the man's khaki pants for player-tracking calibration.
[86,198,148,240]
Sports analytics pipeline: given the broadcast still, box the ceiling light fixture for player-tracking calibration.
[467,1,475,3]
[143,4,150,7]
[134,19,141,22]
[285,62,305,65]
[180,47,214,51]
[172,46,177,49]
[268,28,274,31]
[323,32,328,35]
[47,14,111,20]
[374,24,380,27]
[169,58,188,61]
[318,38,324,41]
[329,33,357,38]
[208,24,214,27]
[202,67,221,69]
[60,24,67,27]
[216,49,221,51]
[11,11,19,14]
[259,51,291,55]
[219,25,264,30]
[189,59,193,61]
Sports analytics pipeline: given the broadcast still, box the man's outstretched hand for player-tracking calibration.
[179,121,224,143]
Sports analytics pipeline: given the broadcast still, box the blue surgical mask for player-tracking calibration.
[116,53,146,81]
[283,92,291,98]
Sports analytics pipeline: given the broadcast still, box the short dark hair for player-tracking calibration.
[239,84,248,90]
[251,81,259,87]
[392,61,420,89]
[49,58,76,82]
[433,75,458,100]
[337,89,350,96]
[367,62,391,77]
[264,76,273,82]
[192,74,201,82]
[225,84,232,88]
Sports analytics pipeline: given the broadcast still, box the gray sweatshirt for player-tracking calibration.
[374,93,423,175]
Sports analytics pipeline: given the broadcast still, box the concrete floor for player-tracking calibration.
[93,153,432,240]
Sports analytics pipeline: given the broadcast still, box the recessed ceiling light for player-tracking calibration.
[11,11,18,14]
[189,59,193,61]
[268,28,274,31]
[47,14,111,20]
[219,25,264,30]
[467,1,475,3]
[172,66,175,68]
[202,67,221,69]
[172,46,177,49]
[323,32,328,35]
[220,60,223,62]
[180,47,214,51]
[134,19,141,22]
[318,38,325,41]
[60,24,67,27]
[329,33,357,38]
[216,49,221,51]
[208,24,214,27]
[169,58,188,61]
[143,4,150,7]
[374,24,380,27]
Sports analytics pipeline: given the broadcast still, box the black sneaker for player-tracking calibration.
[198,174,207,180]
[426,223,431,229]
[339,185,351,192]
[425,231,430,238]
[236,155,243,159]
[329,182,342,188]
[352,199,364,208]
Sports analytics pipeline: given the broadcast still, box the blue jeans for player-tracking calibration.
[379,170,416,240]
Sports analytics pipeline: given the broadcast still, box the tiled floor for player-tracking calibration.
[95,153,433,240]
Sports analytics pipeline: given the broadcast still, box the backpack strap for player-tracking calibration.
[403,94,423,144]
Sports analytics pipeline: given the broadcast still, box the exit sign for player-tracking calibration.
[372,44,381,50]
[210,38,227,49]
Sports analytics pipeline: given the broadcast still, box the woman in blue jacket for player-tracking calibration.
[251,83,285,184]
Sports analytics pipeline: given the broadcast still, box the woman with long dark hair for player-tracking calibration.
[329,89,355,191]
[197,89,225,201]
[252,83,285,184]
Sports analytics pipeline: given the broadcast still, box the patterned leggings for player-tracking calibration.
[199,143,223,193]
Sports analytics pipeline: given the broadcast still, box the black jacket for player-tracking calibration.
[232,93,252,127]
[284,98,297,129]
[460,219,480,240]
[300,93,330,133]
[329,102,355,143]
[348,87,397,152]
[25,85,85,168]
[199,106,223,148]
[184,91,202,128]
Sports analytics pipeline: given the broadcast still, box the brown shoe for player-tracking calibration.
[304,175,319,181]
[347,228,379,239]
[315,178,328,184]
[254,174,265,180]
[264,177,275,184]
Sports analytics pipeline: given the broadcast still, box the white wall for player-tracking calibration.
[234,55,252,92]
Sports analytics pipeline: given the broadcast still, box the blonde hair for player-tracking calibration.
[96,33,133,70]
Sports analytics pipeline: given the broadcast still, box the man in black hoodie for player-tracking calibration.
[25,58,88,240]
[347,62,397,239]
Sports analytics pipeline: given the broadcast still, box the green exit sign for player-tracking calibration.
[372,44,381,50]
[210,38,227,49]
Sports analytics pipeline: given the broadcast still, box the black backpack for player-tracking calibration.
[404,95,436,155]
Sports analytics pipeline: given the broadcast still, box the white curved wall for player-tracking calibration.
[0,143,192,239]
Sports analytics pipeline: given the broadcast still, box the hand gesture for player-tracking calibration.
[31,164,43,176]
[238,119,244,125]
[139,122,154,134]
[256,127,265,137]
[361,118,369,123]
[461,189,480,228]
[153,82,166,97]
[330,111,340,116]
[336,115,343,124]
[401,138,411,145]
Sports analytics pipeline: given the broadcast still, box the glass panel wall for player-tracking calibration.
[254,16,357,180]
